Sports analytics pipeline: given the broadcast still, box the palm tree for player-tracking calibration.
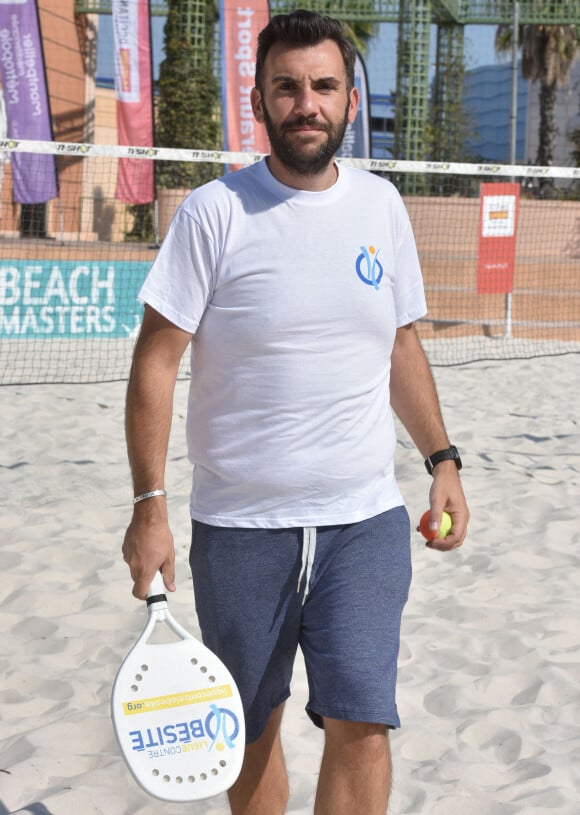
[340,19,377,57]
[290,0,377,55]
[495,21,580,194]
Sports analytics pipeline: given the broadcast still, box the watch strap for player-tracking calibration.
[425,445,462,475]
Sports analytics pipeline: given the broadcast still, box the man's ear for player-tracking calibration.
[251,87,264,123]
[347,86,360,125]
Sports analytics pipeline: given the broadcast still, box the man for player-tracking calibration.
[123,10,468,814]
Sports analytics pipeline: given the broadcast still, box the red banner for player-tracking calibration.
[113,0,154,204]
[220,0,270,164]
[477,182,520,294]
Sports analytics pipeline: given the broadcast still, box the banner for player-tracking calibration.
[220,0,270,164]
[337,52,371,160]
[0,259,150,338]
[113,0,154,204]
[477,182,520,294]
[0,0,57,203]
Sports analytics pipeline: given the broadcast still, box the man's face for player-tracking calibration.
[251,39,359,184]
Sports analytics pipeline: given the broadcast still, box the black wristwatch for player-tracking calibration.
[424,445,463,475]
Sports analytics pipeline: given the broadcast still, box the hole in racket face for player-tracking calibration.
[124,657,216,697]
[149,762,229,786]
[189,658,216,682]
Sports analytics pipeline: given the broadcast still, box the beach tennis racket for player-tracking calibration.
[111,572,245,802]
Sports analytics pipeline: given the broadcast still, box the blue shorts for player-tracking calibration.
[189,506,411,744]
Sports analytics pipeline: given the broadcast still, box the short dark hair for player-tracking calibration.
[255,9,356,91]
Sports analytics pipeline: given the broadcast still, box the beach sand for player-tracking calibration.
[1,352,579,814]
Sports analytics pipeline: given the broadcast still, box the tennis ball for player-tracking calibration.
[419,510,453,541]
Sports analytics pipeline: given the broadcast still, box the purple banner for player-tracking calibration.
[0,0,57,203]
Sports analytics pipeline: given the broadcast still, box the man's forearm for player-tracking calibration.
[125,306,192,497]
[125,352,176,497]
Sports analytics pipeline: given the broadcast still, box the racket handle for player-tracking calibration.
[146,571,167,607]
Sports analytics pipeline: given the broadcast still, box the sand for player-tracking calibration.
[1,352,579,814]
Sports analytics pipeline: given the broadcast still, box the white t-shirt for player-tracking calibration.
[140,159,427,527]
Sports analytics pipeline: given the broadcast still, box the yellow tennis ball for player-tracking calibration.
[419,510,453,540]
[439,511,453,538]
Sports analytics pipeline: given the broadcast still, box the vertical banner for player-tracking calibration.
[220,0,270,166]
[337,52,371,160]
[0,0,57,203]
[0,86,7,181]
[477,182,520,294]
[113,0,154,204]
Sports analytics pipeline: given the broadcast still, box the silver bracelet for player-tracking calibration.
[133,489,167,504]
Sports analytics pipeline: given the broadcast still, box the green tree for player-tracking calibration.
[156,0,222,189]
[495,19,580,193]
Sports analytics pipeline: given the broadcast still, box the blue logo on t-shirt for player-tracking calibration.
[356,246,383,290]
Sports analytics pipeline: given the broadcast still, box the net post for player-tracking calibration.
[153,196,160,248]
[504,293,513,339]
[505,1,520,341]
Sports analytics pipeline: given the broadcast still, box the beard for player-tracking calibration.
[260,100,350,176]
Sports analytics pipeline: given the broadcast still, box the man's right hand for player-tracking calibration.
[122,509,176,600]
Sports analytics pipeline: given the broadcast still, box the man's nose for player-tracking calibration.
[292,87,318,117]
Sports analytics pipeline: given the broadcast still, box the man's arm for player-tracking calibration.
[122,305,193,598]
[390,323,469,551]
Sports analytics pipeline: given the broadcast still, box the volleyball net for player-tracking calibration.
[1,139,579,385]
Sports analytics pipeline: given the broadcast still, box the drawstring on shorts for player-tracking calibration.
[297,526,317,604]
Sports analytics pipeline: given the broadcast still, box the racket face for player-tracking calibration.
[112,636,245,802]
